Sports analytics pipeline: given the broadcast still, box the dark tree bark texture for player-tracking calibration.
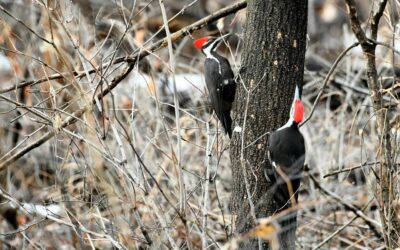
[230,1,308,249]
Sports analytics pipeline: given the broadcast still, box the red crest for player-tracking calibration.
[293,99,304,123]
[193,36,209,49]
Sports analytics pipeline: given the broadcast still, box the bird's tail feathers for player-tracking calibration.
[214,110,232,138]
[221,112,232,138]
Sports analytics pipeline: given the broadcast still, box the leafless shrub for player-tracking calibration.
[0,0,398,249]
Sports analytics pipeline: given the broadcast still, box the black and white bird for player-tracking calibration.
[266,85,305,207]
[194,35,236,137]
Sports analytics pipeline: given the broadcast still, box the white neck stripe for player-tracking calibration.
[203,46,222,74]
[277,117,294,131]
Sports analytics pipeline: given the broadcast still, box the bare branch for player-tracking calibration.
[0,0,247,171]
[301,42,359,126]
[371,0,388,40]
[312,199,375,250]
[0,4,53,45]
[344,0,369,45]
[323,161,380,178]
[308,172,382,238]
[0,0,247,94]
[344,1,397,247]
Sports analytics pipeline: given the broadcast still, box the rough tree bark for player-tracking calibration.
[230,0,308,249]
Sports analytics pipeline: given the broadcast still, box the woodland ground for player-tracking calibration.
[0,0,398,249]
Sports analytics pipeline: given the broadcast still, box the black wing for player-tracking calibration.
[266,126,305,206]
[215,54,236,103]
[267,127,305,171]
[204,54,236,137]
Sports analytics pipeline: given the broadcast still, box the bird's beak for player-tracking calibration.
[294,85,301,100]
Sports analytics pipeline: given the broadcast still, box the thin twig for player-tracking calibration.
[239,87,258,229]
[323,161,380,178]
[0,187,124,249]
[301,42,360,126]
[371,0,388,40]
[313,198,375,250]
[345,0,369,44]
[0,0,247,95]
[0,94,52,123]
[0,4,53,45]
[159,0,191,248]
[202,122,216,248]
[344,0,396,247]
[0,1,247,171]
[0,63,132,170]
[158,0,185,213]
[308,172,382,238]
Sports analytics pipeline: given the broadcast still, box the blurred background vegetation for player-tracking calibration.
[0,0,398,249]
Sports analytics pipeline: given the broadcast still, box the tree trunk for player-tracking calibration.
[230,0,308,249]
[344,1,400,247]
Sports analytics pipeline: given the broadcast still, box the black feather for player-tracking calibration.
[204,52,236,137]
[266,123,305,207]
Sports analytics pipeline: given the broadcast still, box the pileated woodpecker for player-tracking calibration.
[194,35,236,137]
[266,85,305,208]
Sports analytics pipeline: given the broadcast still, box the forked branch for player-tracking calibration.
[0,1,247,170]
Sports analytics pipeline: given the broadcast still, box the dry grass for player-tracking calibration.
[0,0,398,249]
